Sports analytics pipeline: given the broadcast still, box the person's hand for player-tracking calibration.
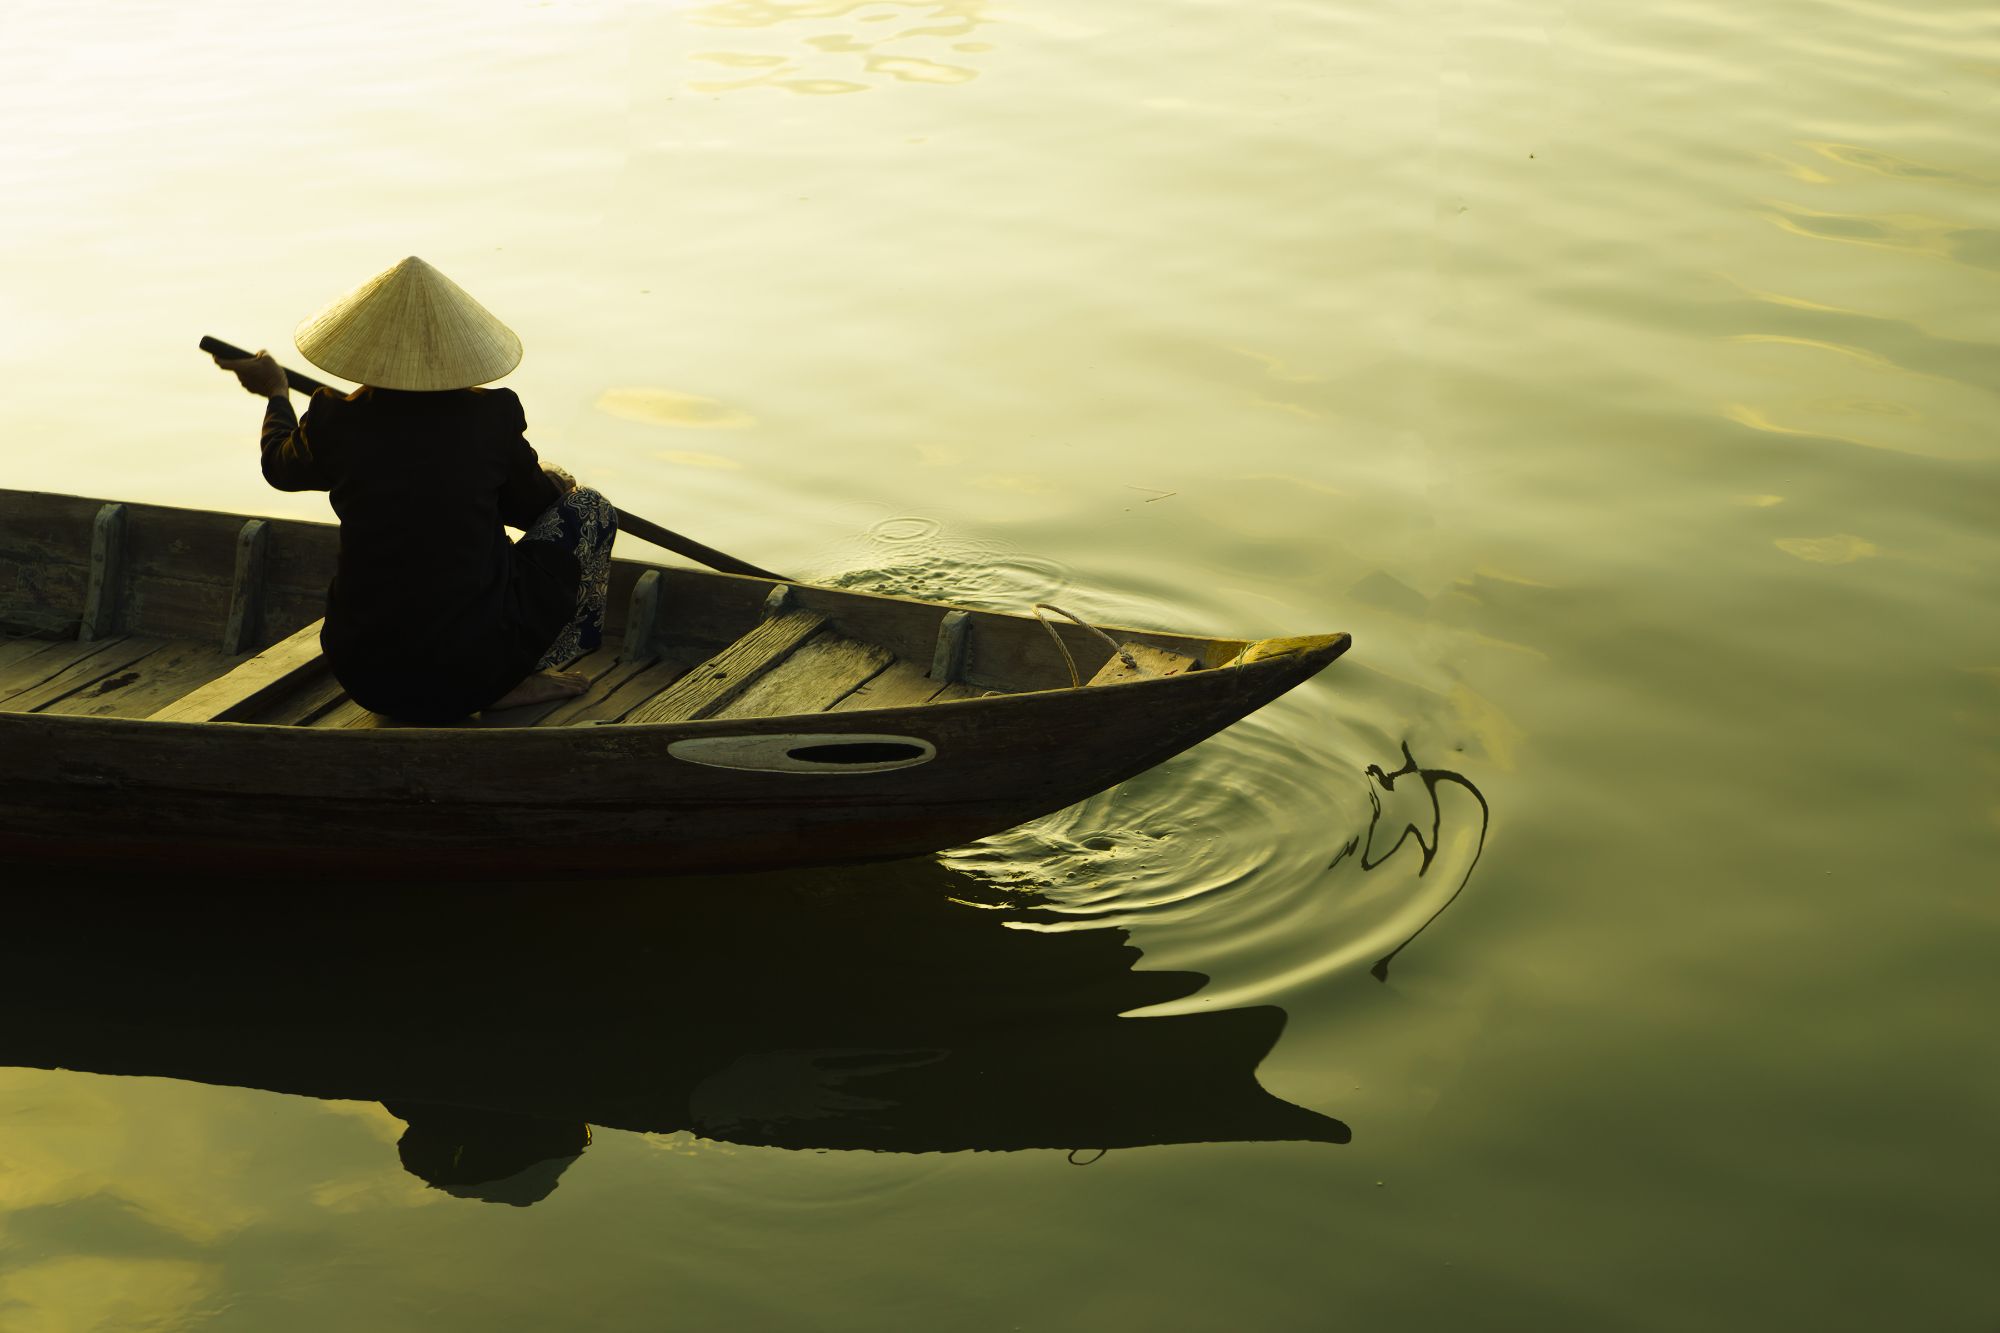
[542,464,578,495]
[214,350,288,397]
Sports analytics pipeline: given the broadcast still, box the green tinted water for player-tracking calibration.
[1,0,1995,1328]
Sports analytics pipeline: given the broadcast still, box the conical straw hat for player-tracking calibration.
[294,256,522,391]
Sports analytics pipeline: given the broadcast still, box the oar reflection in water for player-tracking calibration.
[0,860,1347,1205]
[1325,743,1492,982]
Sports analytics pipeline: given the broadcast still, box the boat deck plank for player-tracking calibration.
[0,637,113,701]
[1087,641,1199,686]
[0,635,66,674]
[303,644,608,729]
[39,640,240,719]
[712,631,894,720]
[467,643,626,728]
[330,704,408,730]
[269,637,703,730]
[0,636,164,712]
[237,670,347,726]
[622,609,828,725]
[548,652,687,727]
[827,658,951,712]
[309,697,381,729]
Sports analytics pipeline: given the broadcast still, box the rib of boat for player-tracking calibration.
[0,488,1349,876]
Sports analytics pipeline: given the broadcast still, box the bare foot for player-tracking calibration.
[490,669,591,710]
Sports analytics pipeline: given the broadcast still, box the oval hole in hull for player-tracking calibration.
[667,732,937,774]
[786,741,926,765]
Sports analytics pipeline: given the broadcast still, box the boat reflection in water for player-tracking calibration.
[0,859,1347,1205]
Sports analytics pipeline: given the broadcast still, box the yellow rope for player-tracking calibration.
[1031,603,1137,689]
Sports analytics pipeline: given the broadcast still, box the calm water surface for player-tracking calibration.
[2,0,1996,1328]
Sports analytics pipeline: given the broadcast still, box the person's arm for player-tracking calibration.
[216,350,332,492]
[258,394,331,492]
[490,389,562,529]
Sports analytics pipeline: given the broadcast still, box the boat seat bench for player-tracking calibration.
[148,620,330,724]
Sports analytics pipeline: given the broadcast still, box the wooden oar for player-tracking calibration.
[198,336,784,580]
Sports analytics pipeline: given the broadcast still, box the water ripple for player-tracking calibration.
[684,0,993,95]
[826,518,1073,607]
[942,711,1493,1008]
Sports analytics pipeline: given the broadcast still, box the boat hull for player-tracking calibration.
[0,635,1345,878]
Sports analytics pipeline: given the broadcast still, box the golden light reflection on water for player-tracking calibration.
[596,387,757,428]
[686,0,989,94]
[0,1074,244,1241]
[1727,282,1857,316]
[1757,198,2000,271]
[307,1173,441,1214]
[0,1072,246,1331]
[1802,141,1973,184]
[1726,333,1910,376]
[1721,401,1943,459]
[0,1256,219,1333]
[1762,152,1836,186]
[1774,534,1880,564]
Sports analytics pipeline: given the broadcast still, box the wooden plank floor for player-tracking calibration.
[280,626,977,730]
[42,640,239,719]
[0,636,66,675]
[623,610,828,725]
[0,633,242,718]
[1,619,988,728]
[238,670,347,726]
[712,631,892,719]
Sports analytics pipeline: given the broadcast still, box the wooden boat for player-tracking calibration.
[0,487,1349,877]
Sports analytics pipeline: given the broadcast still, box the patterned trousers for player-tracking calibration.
[523,487,618,669]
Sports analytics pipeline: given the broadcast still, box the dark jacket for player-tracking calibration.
[260,386,579,722]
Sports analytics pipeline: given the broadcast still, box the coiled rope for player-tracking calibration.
[1032,603,1138,688]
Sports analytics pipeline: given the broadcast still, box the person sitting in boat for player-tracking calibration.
[214,256,616,723]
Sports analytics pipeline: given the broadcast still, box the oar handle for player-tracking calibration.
[613,512,783,580]
[200,336,334,397]
[199,335,785,581]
